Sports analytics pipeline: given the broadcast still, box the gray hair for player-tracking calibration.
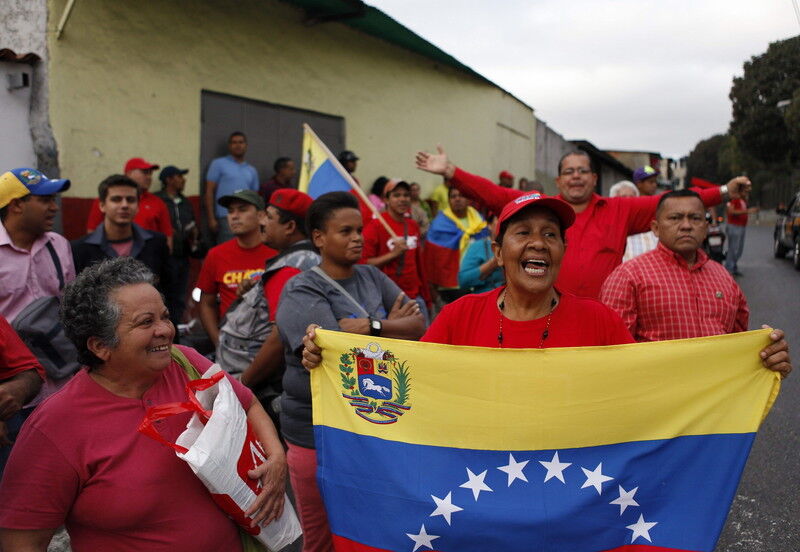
[61,257,156,368]
[609,180,639,198]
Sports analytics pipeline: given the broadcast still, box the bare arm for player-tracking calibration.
[416,146,521,215]
[244,399,287,527]
[198,292,220,347]
[0,528,57,551]
[337,293,425,340]
[365,238,408,268]
[205,180,218,233]
[0,370,43,420]
[241,328,284,388]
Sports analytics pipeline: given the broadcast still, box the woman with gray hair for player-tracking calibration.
[609,180,658,261]
[0,257,286,551]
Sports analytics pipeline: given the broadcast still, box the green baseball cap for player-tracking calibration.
[217,189,265,210]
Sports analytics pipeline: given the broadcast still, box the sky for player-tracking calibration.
[369,0,800,159]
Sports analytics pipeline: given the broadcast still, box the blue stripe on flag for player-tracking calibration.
[308,159,352,199]
[315,426,753,552]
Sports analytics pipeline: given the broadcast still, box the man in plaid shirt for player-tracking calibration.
[600,189,791,377]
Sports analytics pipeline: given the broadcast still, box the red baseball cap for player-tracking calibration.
[270,188,313,219]
[124,157,159,173]
[496,193,576,236]
[499,170,514,180]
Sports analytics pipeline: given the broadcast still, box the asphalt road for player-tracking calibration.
[715,224,800,551]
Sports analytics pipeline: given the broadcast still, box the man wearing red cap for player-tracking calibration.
[416,147,750,299]
[239,189,320,411]
[86,158,173,250]
[499,170,514,188]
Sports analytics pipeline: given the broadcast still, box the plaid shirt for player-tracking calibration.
[600,242,749,341]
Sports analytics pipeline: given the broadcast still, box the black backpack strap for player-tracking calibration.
[45,241,65,291]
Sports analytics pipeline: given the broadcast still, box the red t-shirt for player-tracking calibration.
[87,191,173,236]
[0,346,251,552]
[421,287,634,348]
[263,266,301,321]
[0,315,45,382]
[727,198,748,226]
[361,212,424,299]
[450,168,723,299]
[196,240,276,317]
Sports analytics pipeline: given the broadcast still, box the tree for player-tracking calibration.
[686,133,728,183]
[729,36,800,164]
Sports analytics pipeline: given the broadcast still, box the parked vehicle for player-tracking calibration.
[773,190,800,270]
[704,212,726,263]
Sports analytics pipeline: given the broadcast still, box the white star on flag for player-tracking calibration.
[626,513,658,543]
[497,453,529,486]
[406,524,440,552]
[581,463,614,495]
[460,468,493,500]
[539,451,571,483]
[610,485,639,515]
[430,492,463,525]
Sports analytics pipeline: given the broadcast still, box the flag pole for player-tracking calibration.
[303,124,398,238]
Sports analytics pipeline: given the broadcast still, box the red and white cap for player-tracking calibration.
[496,193,576,235]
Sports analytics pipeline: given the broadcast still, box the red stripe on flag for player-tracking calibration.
[333,534,699,552]
[422,240,460,288]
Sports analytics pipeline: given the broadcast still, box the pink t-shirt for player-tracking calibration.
[0,345,252,551]
[109,237,134,257]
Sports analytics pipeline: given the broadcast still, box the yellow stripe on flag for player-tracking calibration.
[311,329,780,451]
[297,126,330,195]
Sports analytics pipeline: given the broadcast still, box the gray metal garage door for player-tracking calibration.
[200,90,345,222]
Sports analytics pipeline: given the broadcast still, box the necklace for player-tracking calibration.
[497,288,557,349]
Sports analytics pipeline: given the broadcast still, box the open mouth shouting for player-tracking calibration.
[522,258,549,276]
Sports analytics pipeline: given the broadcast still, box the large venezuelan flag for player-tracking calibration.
[311,329,780,552]
[298,125,354,199]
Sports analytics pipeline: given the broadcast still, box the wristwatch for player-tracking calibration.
[369,317,382,337]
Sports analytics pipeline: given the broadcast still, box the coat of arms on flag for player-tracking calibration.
[338,342,411,424]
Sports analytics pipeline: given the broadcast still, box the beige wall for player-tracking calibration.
[47,0,535,198]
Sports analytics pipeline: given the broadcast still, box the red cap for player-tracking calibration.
[499,170,514,180]
[270,188,313,219]
[124,157,160,173]
[497,193,576,236]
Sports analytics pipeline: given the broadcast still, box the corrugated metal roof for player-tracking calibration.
[280,0,532,111]
[0,48,41,64]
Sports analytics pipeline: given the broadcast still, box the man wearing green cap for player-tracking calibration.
[196,190,276,346]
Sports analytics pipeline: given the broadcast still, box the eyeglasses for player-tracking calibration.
[559,168,593,176]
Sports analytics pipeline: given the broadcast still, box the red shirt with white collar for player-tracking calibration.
[599,242,749,342]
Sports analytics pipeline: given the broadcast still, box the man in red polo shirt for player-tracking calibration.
[362,180,430,321]
[86,158,173,250]
[196,190,275,347]
[415,146,751,299]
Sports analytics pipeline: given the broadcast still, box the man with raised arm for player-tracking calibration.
[416,146,750,298]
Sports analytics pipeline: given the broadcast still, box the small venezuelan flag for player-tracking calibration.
[311,329,780,552]
[298,125,354,199]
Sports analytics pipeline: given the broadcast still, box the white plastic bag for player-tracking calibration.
[139,364,301,550]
